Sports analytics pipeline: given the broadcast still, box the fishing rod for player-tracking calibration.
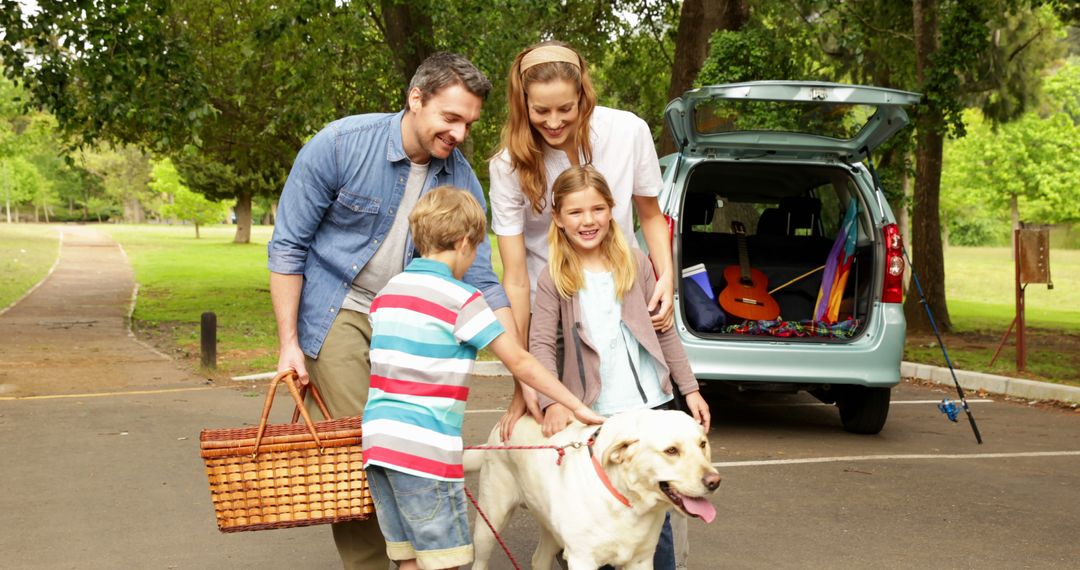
[862,152,983,444]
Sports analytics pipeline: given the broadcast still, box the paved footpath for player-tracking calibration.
[0,226,193,396]
[0,227,341,568]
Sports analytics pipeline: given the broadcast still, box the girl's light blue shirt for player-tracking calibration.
[579,269,672,416]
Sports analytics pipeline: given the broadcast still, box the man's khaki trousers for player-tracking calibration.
[306,310,389,570]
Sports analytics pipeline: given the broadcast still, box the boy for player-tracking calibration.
[361,186,604,570]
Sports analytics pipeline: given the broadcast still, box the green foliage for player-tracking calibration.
[2,0,631,240]
[966,4,1069,126]
[0,0,213,151]
[77,144,154,222]
[947,213,1011,246]
[3,155,43,204]
[593,1,680,140]
[0,72,115,221]
[942,60,1080,242]
[696,28,803,86]
[155,159,229,237]
[1044,55,1080,123]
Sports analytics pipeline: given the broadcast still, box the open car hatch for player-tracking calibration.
[665,81,921,162]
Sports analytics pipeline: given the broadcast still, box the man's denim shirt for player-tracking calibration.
[268,111,509,358]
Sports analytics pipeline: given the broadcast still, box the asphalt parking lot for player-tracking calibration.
[3,374,1077,569]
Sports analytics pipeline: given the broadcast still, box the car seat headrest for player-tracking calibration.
[777,196,822,237]
[756,208,786,236]
[683,192,718,228]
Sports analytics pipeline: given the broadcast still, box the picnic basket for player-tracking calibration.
[199,370,373,532]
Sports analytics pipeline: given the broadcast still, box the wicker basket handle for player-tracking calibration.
[291,382,332,424]
[252,370,324,458]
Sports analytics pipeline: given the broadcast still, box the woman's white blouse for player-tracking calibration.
[489,106,663,300]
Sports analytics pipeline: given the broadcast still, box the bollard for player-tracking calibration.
[201,311,217,370]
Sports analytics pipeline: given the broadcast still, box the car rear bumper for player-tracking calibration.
[680,303,906,388]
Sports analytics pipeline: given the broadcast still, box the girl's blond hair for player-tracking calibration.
[547,166,636,300]
[497,40,597,215]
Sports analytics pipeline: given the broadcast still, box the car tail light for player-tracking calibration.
[882,223,904,303]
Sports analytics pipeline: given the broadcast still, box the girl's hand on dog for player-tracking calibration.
[572,405,606,428]
[541,403,575,437]
[684,391,712,432]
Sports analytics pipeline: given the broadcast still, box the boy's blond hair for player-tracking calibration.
[409,185,487,255]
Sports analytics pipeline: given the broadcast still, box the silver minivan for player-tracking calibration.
[656,81,919,434]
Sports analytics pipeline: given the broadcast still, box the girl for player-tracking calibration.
[529,165,710,570]
[489,41,676,421]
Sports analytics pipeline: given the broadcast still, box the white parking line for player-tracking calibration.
[468,400,993,414]
[726,399,994,408]
[713,450,1080,468]
[890,399,994,405]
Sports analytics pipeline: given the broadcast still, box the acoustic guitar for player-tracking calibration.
[718,221,781,321]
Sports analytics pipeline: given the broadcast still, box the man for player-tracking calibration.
[268,52,515,570]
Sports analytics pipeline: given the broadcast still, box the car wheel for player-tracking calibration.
[836,386,891,435]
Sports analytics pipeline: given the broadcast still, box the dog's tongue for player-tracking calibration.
[681,496,717,523]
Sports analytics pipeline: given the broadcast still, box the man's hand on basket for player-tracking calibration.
[277,343,308,387]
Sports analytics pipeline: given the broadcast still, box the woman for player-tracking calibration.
[489,40,675,426]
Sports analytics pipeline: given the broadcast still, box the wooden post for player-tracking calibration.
[1013,229,1026,371]
[201,311,217,370]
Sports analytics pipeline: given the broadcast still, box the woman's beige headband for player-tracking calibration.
[519,45,581,75]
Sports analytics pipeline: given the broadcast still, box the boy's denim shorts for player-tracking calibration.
[365,465,473,568]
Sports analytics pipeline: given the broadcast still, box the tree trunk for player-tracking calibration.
[381,0,435,100]
[123,198,145,223]
[195,223,201,239]
[233,191,253,244]
[659,0,749,156]
[904,0,951,333]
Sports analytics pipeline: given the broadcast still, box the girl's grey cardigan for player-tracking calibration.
[529,249,700,410]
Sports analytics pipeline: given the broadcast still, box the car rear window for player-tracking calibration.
[694,99,877,140]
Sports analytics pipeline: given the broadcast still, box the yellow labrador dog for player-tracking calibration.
[465,409,720,569]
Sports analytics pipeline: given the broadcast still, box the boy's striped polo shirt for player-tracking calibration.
[361,257,504,481]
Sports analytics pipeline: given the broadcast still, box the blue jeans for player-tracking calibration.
[599,512,675,570]
[365,466,473,569]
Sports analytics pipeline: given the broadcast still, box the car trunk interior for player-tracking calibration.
[677,161,879,341]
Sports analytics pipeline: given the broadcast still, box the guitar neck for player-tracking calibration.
[737,234,752,284]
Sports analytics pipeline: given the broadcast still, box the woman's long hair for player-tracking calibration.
[547,166,636,300]
[497,40,597,215]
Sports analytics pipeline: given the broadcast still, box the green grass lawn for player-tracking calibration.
[97,224,278,376]
[0,224,61,309]
[938,246,1080,330]
[903,246,1080,387]
[96,224,501,376]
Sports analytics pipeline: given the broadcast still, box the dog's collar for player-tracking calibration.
[587,427,632,508]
